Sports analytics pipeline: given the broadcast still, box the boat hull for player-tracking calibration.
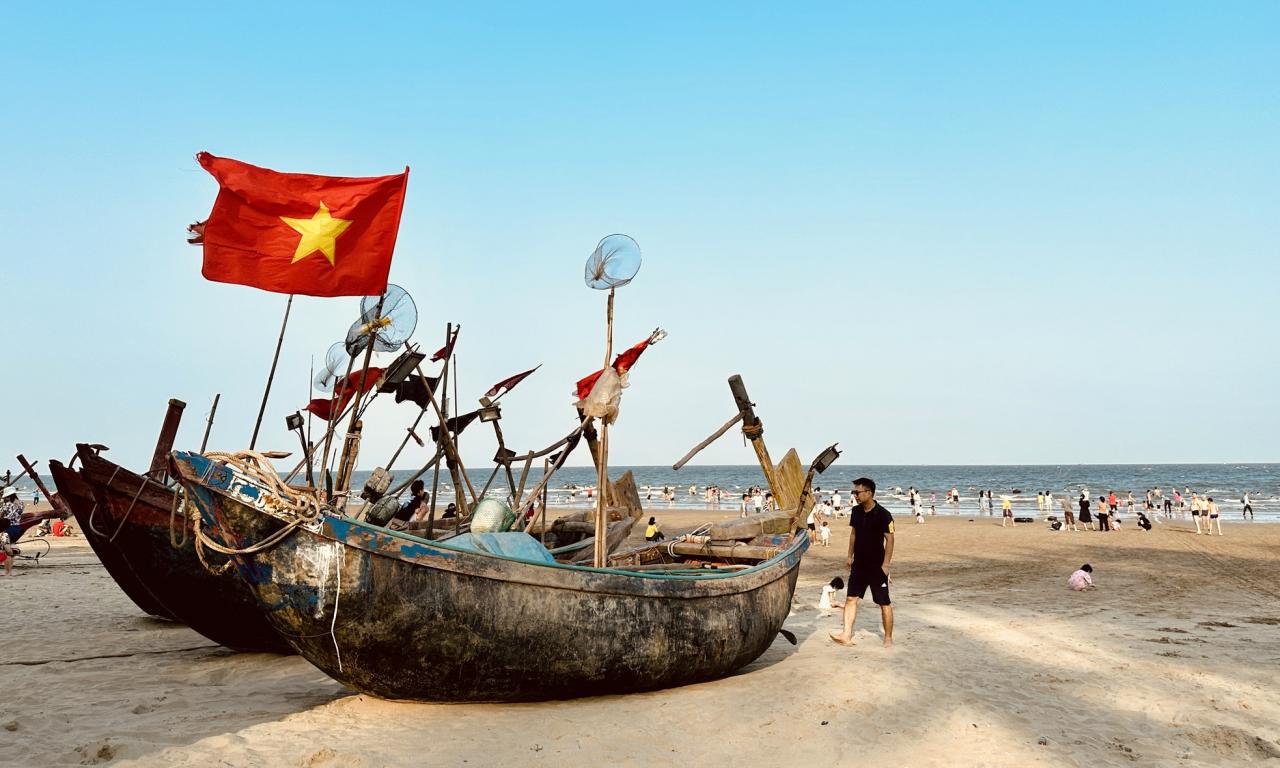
[50,458,176,621]
[174,452,806,701]
[52,445,291,653]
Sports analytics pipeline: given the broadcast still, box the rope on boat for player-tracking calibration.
[180,450,320,574]
[106,476,150,543]
[203,450,323,520]
[331,542,343,673]
[169,484,189,549]
[192,518,236,576]
[86,466,124,538]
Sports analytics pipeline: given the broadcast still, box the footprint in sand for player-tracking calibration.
[72,740,119,765]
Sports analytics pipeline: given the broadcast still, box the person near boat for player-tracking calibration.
[818,576,844,617]
[2,487,23,576]
[830,477,894,648]
[389,480,428,530]
[644,516,664,542]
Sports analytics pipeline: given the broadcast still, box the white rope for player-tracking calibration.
[331,542,343,673]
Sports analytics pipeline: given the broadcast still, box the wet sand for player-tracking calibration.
[5,511,1280,767]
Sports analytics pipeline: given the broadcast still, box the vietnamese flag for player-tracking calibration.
[195,152,409,297]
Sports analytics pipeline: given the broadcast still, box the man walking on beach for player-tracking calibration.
[830,477,894,648]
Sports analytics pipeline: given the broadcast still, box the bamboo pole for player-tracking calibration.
[593,287,616,568]
[433,325,459,516]
[514,455,533,509]
[728,374,783,502]
[539,457,549,545]
[199,394,220,454]
[250,295,293,450]
[519,424,585,532]
[672,412,744,470]
[439,354,470,518]
[318,353,357,488]
[451,355,480,506]
[492,420,518,501]
[335,296,386,497]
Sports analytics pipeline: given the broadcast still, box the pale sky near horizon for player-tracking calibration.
[1,2,1277,476]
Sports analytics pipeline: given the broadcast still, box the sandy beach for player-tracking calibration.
[5,510,1280,767]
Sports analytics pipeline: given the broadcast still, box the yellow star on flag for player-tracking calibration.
[280,202,353,266]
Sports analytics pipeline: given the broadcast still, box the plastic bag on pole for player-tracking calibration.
[576,367,626,425]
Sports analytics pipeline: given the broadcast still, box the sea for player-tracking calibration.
[18,463,1278,520]
[367,463,1276,519]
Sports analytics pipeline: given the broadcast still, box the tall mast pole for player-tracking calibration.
[334,295,386,500]
[593,287,616,568]
[250,295,294,449]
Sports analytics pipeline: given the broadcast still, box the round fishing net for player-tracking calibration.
[346,284,418,355]
[584,234,642,290]
[313,342,351,393]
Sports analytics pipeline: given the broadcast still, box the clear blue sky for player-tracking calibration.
[2,2,1276,475]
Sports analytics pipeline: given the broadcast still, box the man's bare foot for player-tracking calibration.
[829,632,853,646]
[883,638,894,648]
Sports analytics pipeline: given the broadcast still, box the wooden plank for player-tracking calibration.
[566,519,636,563]
[708,512,793,540]
[666,541,780,561]
[612,471,644,521]
[148,399,187,479]
[772,448,805,511]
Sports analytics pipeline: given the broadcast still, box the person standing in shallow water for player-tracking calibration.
[830,477,895,648]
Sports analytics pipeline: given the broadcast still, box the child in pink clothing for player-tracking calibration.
[1068,564,1094,591]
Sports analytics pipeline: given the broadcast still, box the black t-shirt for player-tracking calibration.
[393,495,423,522]
[849,502,894,567]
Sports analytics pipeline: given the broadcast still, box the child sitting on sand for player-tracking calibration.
[1068,564,1095,591]
[818,577,845,616]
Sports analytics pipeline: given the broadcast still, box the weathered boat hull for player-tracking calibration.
[49,458,176,621]
[173,451,806,702]
[51,445,292,653]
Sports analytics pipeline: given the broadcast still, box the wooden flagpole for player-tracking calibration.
[334,295,386,498]
[249,295,294,450]
[199,393,221,454]
[593,287,616,568]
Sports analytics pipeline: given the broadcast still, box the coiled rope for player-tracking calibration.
[181,450,323,575]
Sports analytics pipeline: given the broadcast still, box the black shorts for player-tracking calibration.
[848,566,891,606]
[807,523,816,531]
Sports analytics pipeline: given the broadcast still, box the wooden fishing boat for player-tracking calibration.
[171,450,807,702]
[50,443,292,653]
[48,458,175,620]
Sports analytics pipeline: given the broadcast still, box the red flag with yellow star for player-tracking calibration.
[193,152,409,297]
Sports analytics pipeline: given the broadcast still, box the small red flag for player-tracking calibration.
[575,337,654,401]
[195,153,409,297]
[305,367,385,421]
[430,328,459,362]
[485,365,540,398]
